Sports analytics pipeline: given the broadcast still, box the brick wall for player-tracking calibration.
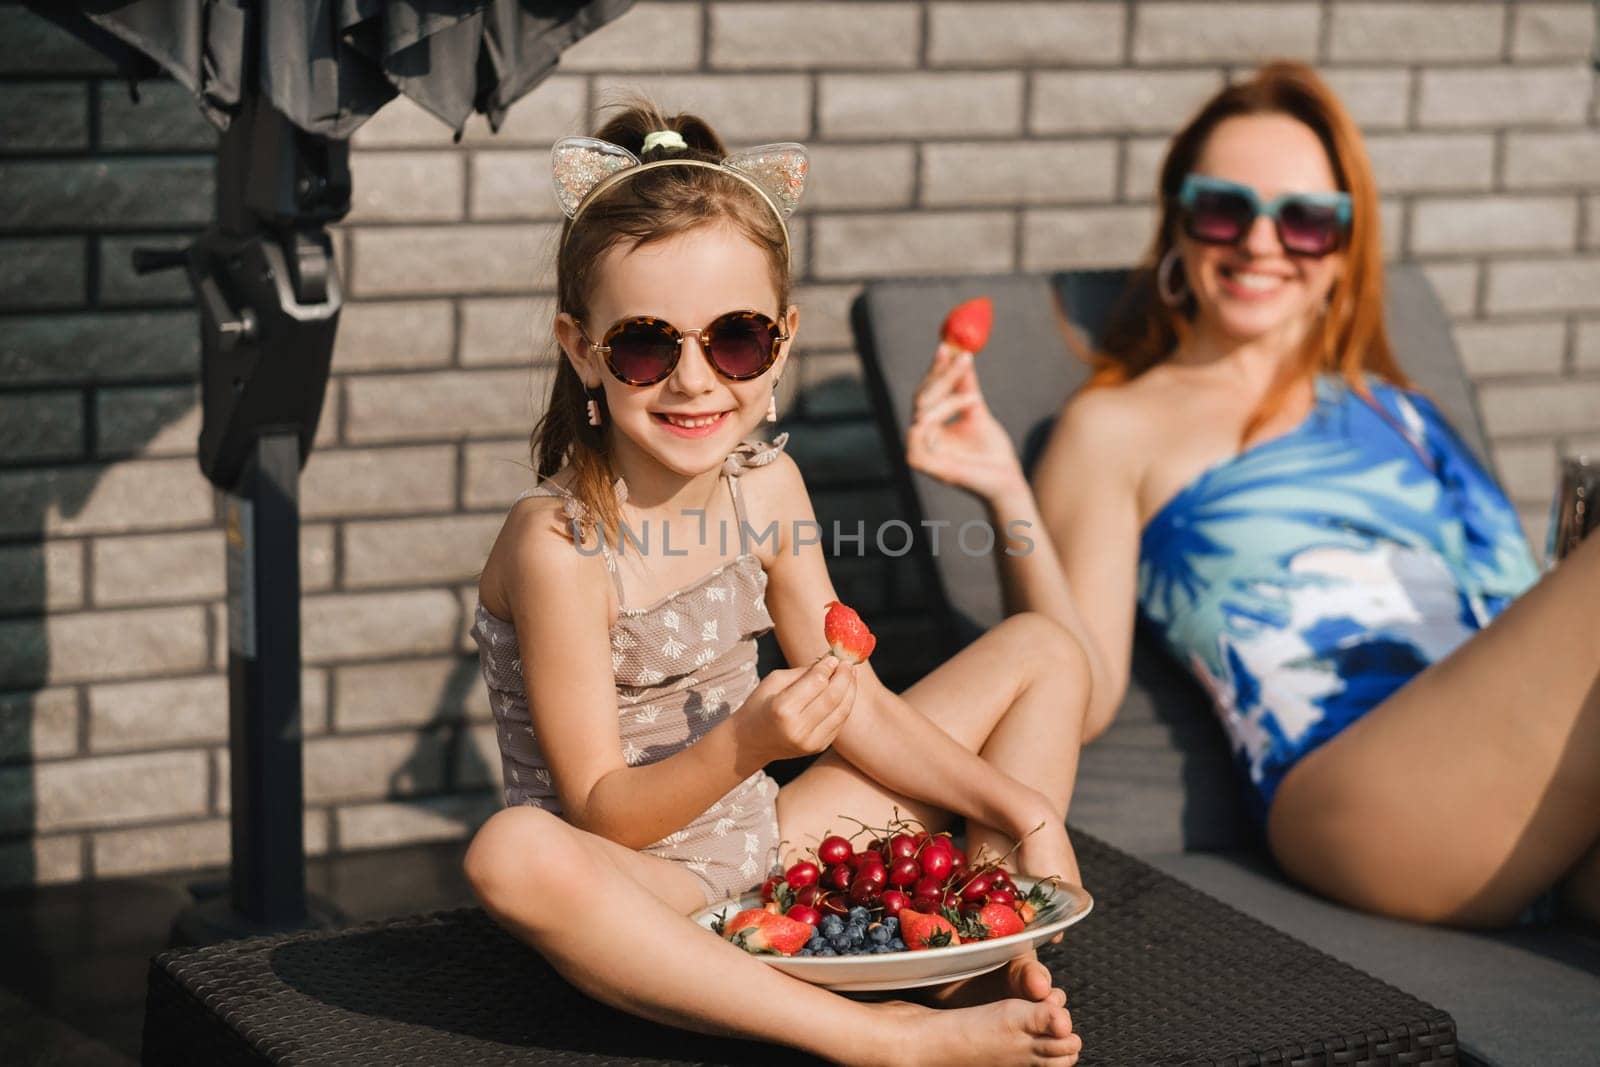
[2,0,1596,888]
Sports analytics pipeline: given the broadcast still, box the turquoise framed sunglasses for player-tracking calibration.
[1176,174,1352,257]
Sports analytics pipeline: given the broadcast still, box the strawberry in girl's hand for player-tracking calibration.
[941,296,993,354]
[823,601,876,664]
[722,908,814,955]
[899,909,961,950]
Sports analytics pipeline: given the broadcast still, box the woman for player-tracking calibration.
[906,60,1600,928]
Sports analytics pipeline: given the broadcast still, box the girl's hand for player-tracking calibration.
[733,655,858,769]
[905,343,1029,503]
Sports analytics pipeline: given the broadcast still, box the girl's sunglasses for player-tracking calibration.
[1176,174,1352,258]
[582,309,789,386]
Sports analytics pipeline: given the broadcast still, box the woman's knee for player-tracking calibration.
[464,805,588,909]
[998,612,1090,689]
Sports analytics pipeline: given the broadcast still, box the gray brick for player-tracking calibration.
[0,749,208,834]
[1364,134,1495,194]
[300,524,335,595]
[88,675,226,752]
[1451,320,1568,378]
[796,351,870,418]
[343,515,501,589]
[1316,68,1412,131]
[464,440,540,509]
[923,140,1117,207]
[0,237,86,310]
[305,728,451,803]
[0,9,117,74]
[0,82,88,152]
[95,384,200,458]
[1486,257,1600,315]
[804,145,916,211]
[333,300,454,371]
[0,835,83,889]
[461,296,558,367]
[0,391,82,462]
[790,285,860,351]
[353,78,585,148]
[1032,71,1224,135]
[1479,379,1600,437]
[559,2,701,71]
[0,459,213,539]
[344,368,550,444]
[1577,320,1600,370]
[0,311,198,385]
[592,75,811,144]
[1418,66,1593,128]
[1022,206,1157,271]
[336,793,497,850]
[302,590,461,664]
[812,212,1015,280]
[334,657,490,731]
[93,819,228,877]
[97,234,199,306]
[98,79,216,151]
[0,159,213,231]
[0,688,78,762]
[1512,3,1598,61]
[0,542,83,615]
[1122,137,1167,201]
[820,73,1024,139]
[927,2,1123,66]
[469,150,562,220]
[1491,440,1561,504]
[1416,262,1479,317]
[0,604,208,689]
[1330,3,1504,61]
[1135,2,1319,63]
[347,151,464,223]
[1504,132,1600,190]
[711,3,917,70]
[1411,196,1579,256]
[349,224,559,297]
[92,530,223,607]
[300,445,456,519]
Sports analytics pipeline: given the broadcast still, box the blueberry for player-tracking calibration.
[846,926,866,945]
[871,943,895,954]
[868,925,891,944]
[820,915,844,938]
[806,933,825,950]
[848,906,870,922]
[890,938,906,950]
[797,948,814,956]
[883,916,898,932]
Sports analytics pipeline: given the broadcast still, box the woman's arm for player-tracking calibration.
[749,453,1059,842]
[499,503,848,850]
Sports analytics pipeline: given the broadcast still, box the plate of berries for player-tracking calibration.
[693,814,1093,993]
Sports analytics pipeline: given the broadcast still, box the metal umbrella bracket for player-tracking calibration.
[27,0,638,945]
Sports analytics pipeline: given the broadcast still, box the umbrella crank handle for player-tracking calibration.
[197,274,260,353]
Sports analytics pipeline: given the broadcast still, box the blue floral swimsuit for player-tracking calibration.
[1137,374,1540,822]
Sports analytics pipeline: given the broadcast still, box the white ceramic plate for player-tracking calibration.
[691,876,1093,992]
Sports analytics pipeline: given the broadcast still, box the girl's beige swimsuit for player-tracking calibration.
[470,435,789,906]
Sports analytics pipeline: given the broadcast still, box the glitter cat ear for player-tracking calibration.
[722,143,809,220]
[551,137,641,219]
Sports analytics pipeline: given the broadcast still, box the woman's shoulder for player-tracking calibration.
[1052,375,1168,463]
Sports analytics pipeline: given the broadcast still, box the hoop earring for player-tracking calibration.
[584,390,602,427]
[1157,247,1189,307]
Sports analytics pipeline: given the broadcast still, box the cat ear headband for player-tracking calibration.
[552,133,809,266]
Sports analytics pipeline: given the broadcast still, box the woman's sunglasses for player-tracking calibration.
[581,309,789,387]
[1176,174,1352,258]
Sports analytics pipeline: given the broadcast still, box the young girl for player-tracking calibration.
[463,102,1091,1065]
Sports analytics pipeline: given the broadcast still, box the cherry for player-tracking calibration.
[817,835,854,866]
[795,885,824,908]
[912,892,940,913]
[786,904,823,927]
[888,857,921,887]
[760,875,783,903]
[960,873,992,903]
[824,863,852,891]
[942,891,962,911]
[820,893,849,917]
[950,846,968,874]
[985,887,1016,907]
[887,834,918,861]
[880,890,910,917]
[785,861,820,889]
[854,862,888,890]
[848,878,882,905]
[919,847,953,881]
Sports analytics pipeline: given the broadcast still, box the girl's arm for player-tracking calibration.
[500,503,849,850]
[746,454,1059,844]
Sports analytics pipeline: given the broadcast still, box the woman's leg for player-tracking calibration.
[1267,533,1600,926]
[463,805,1080,1065]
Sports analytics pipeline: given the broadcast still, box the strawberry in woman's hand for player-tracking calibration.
[823,601,876,664]
[899,909,961,950]
[722,908,814,955]
[940,296,993,354]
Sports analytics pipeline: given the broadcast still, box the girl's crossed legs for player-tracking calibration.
[464,612,1090,1065]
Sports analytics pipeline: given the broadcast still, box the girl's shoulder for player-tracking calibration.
[480,474,618,624]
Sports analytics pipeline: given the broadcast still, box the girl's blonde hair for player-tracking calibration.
[531,100,793,542]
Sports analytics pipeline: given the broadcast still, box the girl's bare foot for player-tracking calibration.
[922,952,1061,1009]
[872,997,1079,1067]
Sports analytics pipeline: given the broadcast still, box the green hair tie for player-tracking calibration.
[641,130,687,154]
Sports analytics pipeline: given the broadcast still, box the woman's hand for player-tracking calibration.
[905,342,1029,503]
[733,655,858,770]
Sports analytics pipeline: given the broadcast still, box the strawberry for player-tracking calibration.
[722,908,814,956]
[976,902,1025,940]
[823,600,876,664]
[940,296,994,354]
[899,909,961,951]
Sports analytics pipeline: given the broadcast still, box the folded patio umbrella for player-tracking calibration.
[29,0,635,137]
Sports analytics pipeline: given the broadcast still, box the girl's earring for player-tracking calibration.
[766,379,780,423]
[585,392,602,427]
